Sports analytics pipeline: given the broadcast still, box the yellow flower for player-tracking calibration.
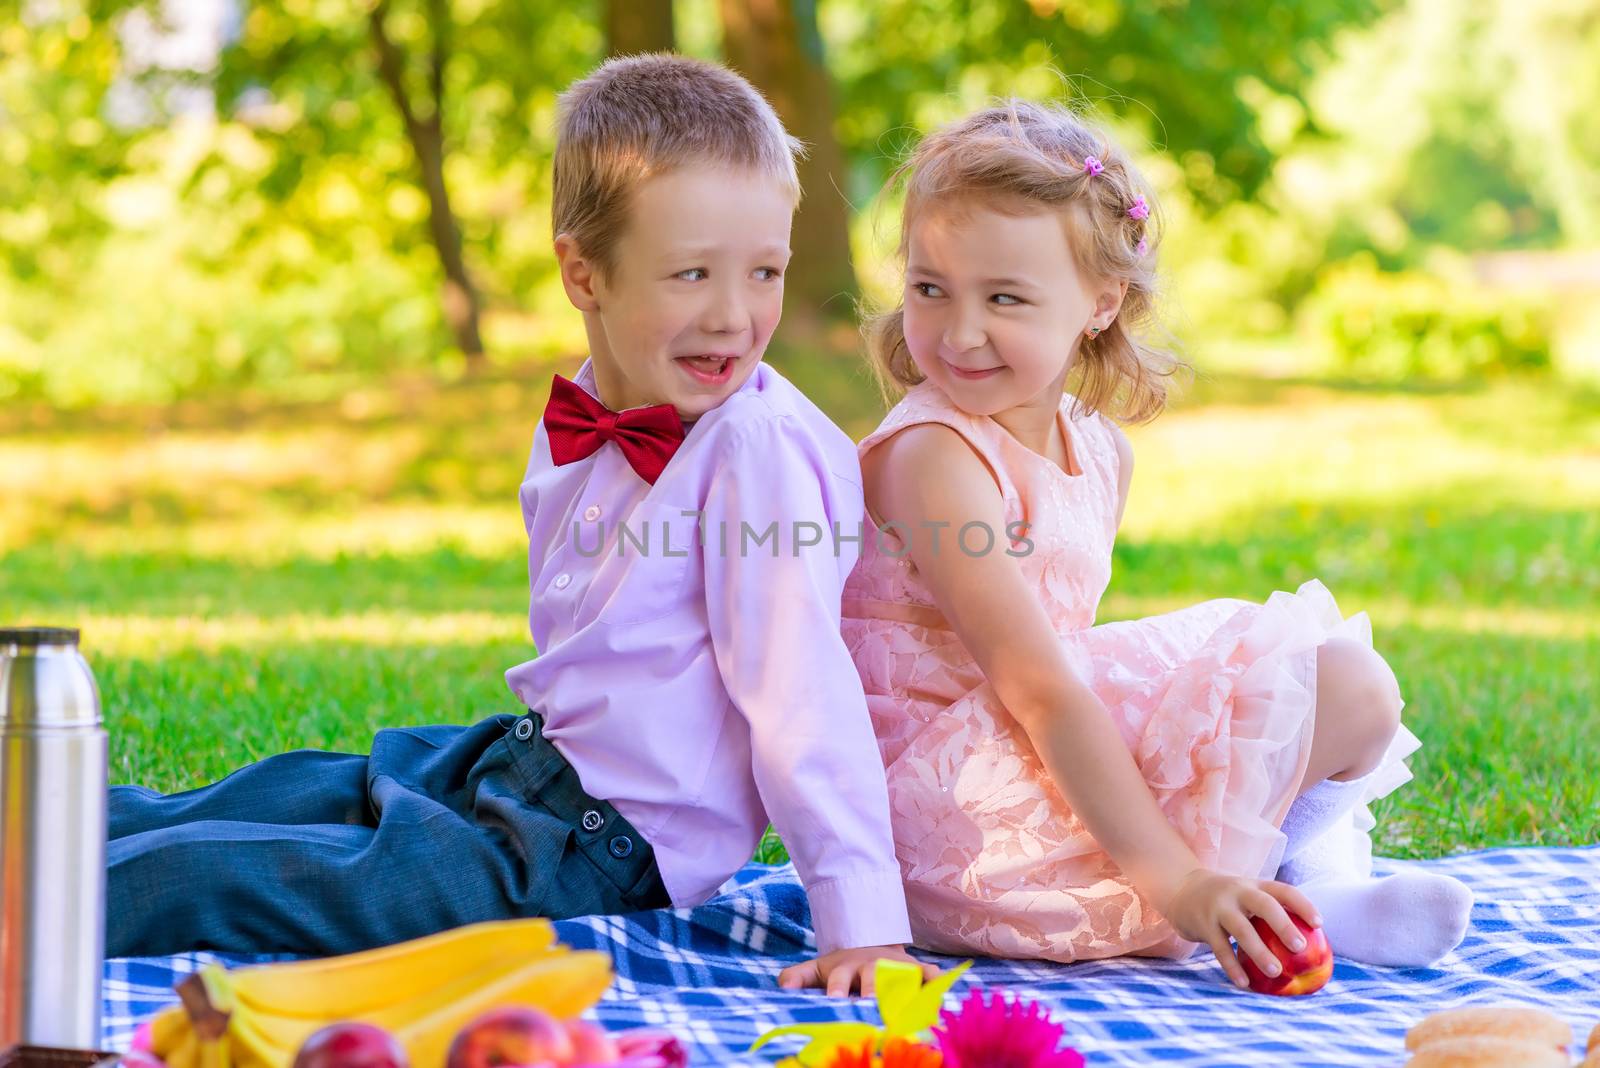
[751,960,971,1066]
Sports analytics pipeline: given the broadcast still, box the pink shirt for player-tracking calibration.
[504,358,911,953]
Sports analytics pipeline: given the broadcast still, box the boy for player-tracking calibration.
[108,54,920,996]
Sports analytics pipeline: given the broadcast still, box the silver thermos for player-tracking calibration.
[0,626,107,1051]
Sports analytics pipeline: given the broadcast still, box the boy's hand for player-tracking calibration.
[778,944,939,997]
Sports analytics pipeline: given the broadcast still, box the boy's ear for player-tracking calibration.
[554,233,602,312]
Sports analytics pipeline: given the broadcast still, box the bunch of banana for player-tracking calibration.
[146,918,613,1068]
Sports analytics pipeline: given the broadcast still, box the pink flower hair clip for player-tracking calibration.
[1127,194,1149,221]
[1082,155,1104,177]
[1136,237,1149,257]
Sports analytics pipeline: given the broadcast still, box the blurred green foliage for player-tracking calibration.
[2,0,1598,404]
[1299,255,1554,380]
[818,0,1392,206]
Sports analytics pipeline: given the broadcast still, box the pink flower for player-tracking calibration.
[609,1030,688,1067]
[932,989,1084,1068]
[1127,195,1149,221]
[1136,237,1149,256]
[1083,156,1104,177]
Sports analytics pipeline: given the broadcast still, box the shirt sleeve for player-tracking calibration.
[699,414,913,953]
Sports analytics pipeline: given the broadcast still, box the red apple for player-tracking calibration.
[445,1006,575,1068]
[565,1020,619,1063]
[292,1023,409,1068]
[1236,912,1333,996]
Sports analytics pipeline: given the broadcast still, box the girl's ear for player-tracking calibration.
[1095,277,1130,325]
[555,233,602,312]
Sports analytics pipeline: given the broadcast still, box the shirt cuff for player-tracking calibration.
[805,869,913,954]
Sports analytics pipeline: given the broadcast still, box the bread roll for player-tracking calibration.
[1403,1036,1570,1068]
[1406,1006,1570,1052]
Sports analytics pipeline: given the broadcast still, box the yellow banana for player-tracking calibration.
[149,1005,191,1060]
[206,948,608,1068]
[221,919,559,1019]
[197,1037,231,1068]
[162,1028,201,1068]
[209,948,567,1056]
[147,921,610,1068]
[220,1003,305,1068]
[393,951,613,1068]
[359,948,590,1034]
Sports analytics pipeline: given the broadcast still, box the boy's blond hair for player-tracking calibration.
[867,99,1183,424]
[553,54,804,278]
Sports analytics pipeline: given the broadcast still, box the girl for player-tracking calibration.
[841,101,1472,984]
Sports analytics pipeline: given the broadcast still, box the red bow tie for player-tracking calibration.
[542,374,686,485]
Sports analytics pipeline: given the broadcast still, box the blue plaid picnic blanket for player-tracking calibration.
[103,846,1600,1066]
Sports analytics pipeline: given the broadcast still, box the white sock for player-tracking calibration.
[1277,778,1473,967]
[1279,775,1371,874]
[1293,868,1473,967]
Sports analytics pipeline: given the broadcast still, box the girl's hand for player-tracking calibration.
[1164,869,1324,989]
[777,944,940,997]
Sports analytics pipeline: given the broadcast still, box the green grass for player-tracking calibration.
[2,355,1596,860]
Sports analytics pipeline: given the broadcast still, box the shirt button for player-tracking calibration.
[608,835,634,859]
[583,505,602,522]
[581,809,605,833]
[553,573,571,590]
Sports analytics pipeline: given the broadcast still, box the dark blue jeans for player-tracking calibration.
[107,713,669,957]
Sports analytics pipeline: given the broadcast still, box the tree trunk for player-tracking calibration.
[719,0,857,343]
[369,0,485,367]
[606,0,675,56]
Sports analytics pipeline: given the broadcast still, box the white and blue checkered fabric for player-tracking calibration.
[102,846,1600,1066]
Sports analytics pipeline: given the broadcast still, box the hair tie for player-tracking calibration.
[1083,155,1104,177]
[1127,194,1149,221]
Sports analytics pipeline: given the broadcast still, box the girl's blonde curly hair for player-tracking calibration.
[866,99,1183,423]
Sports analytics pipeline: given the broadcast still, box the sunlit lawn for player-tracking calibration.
[2,353,1596,860]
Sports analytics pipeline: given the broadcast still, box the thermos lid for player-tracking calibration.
[0,627,81,647]
[1,627,100,727]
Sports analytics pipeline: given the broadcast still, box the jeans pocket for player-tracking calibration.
[373,724,451,752]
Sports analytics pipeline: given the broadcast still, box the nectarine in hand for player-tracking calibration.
[1237,913,1332,996]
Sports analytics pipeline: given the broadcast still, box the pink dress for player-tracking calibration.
[841,382,1417,962]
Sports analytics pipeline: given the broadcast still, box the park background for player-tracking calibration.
[2,0,1596,860]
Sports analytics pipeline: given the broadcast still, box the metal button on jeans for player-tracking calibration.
[513,718,535,741]
[581,809,604,833]
[608,835,633,859]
